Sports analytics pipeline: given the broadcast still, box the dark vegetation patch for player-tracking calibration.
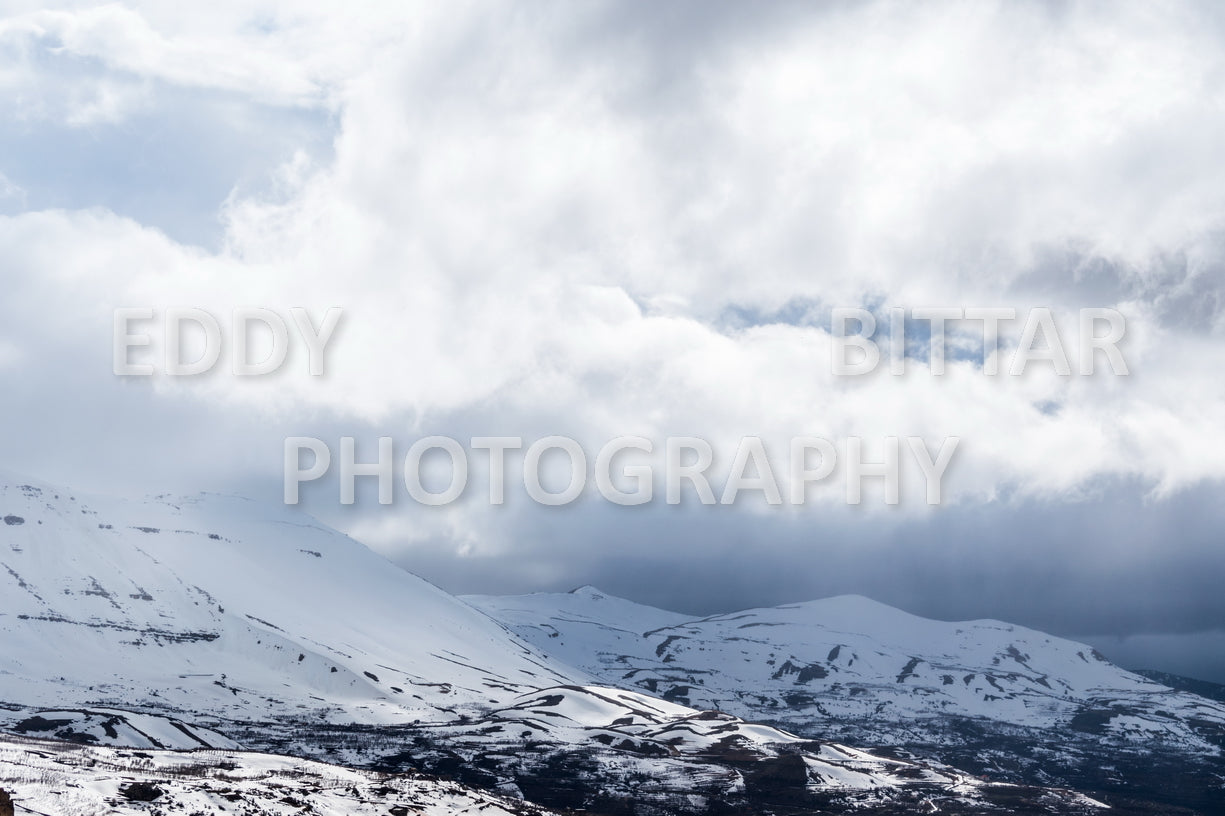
[771,659,829,684]
[896,657,922,683]
[654,635,683,658]
[120,782,163,801]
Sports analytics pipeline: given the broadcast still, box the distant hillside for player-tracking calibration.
[1134,669,1225,704]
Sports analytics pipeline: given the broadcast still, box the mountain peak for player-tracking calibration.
[0,474,581,719]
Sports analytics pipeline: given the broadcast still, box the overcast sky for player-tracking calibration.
[1,1,1224,682]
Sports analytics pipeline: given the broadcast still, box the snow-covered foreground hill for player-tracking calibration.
[0,704,1111,816]
[0,731,559,816]
[467,587,1225,812]
[0,474,1189,813]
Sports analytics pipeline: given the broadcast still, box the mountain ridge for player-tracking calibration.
[0,473,1118,814]
[466,585,1225,812]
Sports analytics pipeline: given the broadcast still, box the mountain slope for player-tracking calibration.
[0,475,578,728]
[467,587,1225,811]
[0,474,1115,814]
[467,587,1225,747]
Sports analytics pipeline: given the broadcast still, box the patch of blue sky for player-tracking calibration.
[718,297,987,370]
[0,66,334,249]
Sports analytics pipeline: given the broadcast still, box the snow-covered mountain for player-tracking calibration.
[467,586,1225,811]
[466,586,1225,748]
[0,474,1111,814]
[0,474,577,727]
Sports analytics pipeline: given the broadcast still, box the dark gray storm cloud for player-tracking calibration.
[362,477,1225,681]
